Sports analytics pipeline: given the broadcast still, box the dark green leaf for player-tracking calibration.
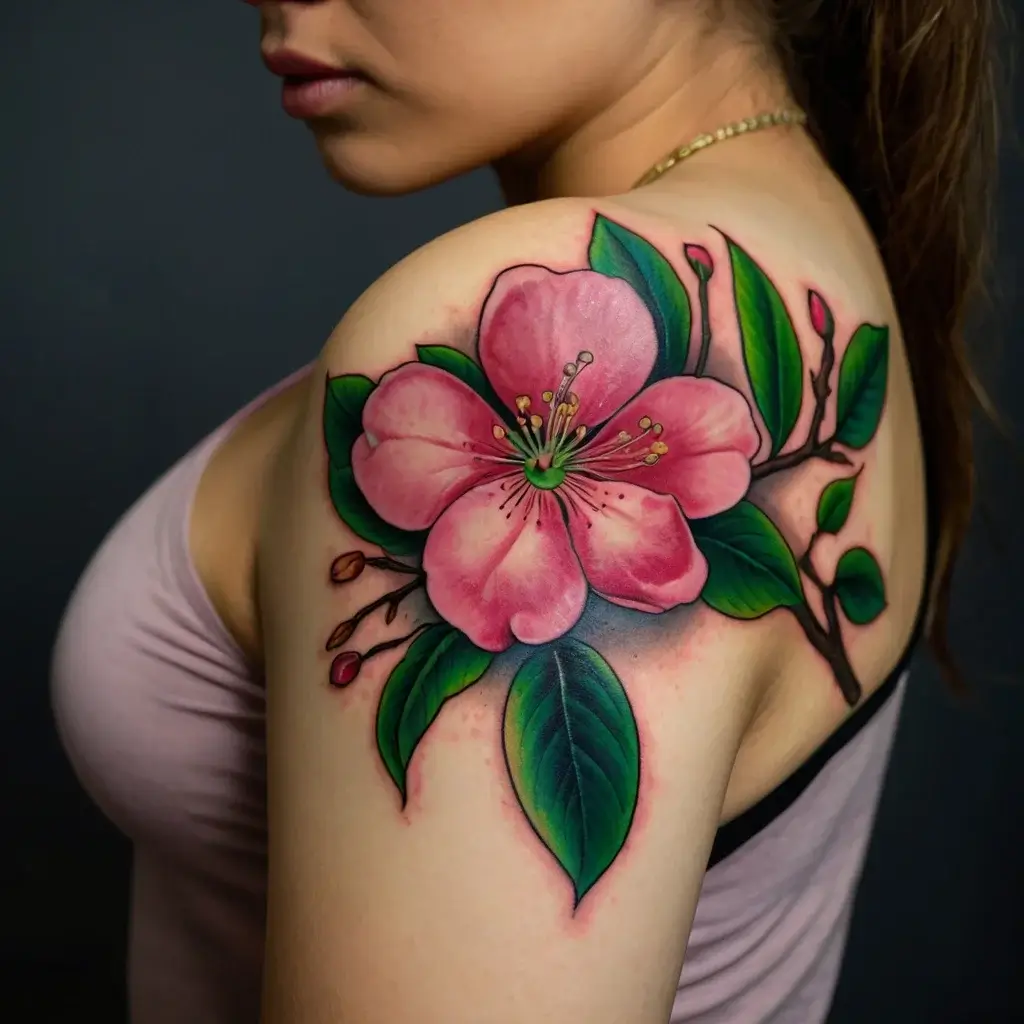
[376,624,494,801]
[588,215,691,380]
[690,500,805,618]
[834,323,889,449]
[725,236,803,456]
[325,372,374,442]
[416,345,513,424]
[816,474,859,535]
[504,638,639,906]
[834,548,887,625]
[323,374,427,556]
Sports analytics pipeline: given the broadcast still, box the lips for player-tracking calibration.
[261,49,348,79]
[262,48,366,119]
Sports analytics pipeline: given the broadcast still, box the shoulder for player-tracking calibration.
[317,187,896,404]
[321,198,652,369]
[266,187,912,750]
[272,194,796,676]
[255,193,910,1021]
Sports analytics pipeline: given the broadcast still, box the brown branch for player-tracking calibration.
[789,530,863,706]
[694,279,712,377]
[366,555,423,576]
[752,441,851,480]
[790,604,862,706]
[751,324,852,482]
[807,323,836,448]
[326,577,425,651]
[363,623,432,662]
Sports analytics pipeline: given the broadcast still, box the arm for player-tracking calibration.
[258,201,890,1022]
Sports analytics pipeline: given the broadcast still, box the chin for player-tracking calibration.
[312,128,492,197]
[310,131,464,197]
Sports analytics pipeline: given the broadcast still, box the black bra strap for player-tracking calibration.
[708,666,903,868]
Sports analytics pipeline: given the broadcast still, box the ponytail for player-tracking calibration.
[769,0,1004,683]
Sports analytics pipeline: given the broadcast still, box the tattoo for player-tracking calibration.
[318,214,890,907]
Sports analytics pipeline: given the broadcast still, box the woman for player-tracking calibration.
[51,1,998,1022]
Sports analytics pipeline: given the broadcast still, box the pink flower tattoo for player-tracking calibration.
[352,264,760,652]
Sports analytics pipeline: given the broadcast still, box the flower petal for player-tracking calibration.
[587,376,760,519]
[565,481,707,612]
[422,484,586,652]
[478,265,657,425]
[352,363,509,531]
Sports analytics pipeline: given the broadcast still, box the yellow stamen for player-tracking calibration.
[575,426,587,440]
[515,395,531,413]
[617,431,632,443]
[652,423,664,435]
[644,453,660,465]
[530,414,544,430]
[542,390,554,404]
[651,441,669,456]
[638,416,653,430]
[493,425,507,440]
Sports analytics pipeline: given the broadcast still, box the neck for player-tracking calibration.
[493,26,796,205]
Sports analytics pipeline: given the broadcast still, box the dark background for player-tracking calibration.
[3,3,1022,1021]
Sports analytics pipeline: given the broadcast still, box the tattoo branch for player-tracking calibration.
[790,529,862,705]
[325,551,427,686]
[751,290,854,481]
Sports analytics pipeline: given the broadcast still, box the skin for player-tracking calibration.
[253,0,794,200]
[184,2,930,1019]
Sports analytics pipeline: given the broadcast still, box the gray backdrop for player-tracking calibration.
[3,2,1022,1020]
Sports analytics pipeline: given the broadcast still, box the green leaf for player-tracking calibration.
[416,345,513,424]
[323,374,428,556]
[503,638,640,906]
[588,215,691,381]
[725,236,803,456]
[690,500,805,619]
[816,474,859,535]
[376,624,494,801]
[834,548,887,625]
[835,323,890,449]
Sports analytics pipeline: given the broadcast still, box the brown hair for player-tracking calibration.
[764,0,1004,682]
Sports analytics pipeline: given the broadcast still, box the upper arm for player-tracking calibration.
[257,200,877,1023]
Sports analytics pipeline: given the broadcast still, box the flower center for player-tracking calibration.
[474,350,672,523]
[524,456,566,490]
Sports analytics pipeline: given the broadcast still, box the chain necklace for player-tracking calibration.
[633,108,807,188]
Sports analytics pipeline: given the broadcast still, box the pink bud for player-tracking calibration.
[330,651,362,688]
[684,243,714,281]
[808,290,834,338]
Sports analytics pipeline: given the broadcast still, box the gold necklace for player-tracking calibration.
[633,107,807,188]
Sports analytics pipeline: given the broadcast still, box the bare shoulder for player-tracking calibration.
[257,196,921,1022]
[286,190,921,703]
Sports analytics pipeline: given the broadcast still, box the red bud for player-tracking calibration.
[684,243,714,282]
[330,551,366,584]
[808,290,834,339]
[329,651,362,688]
